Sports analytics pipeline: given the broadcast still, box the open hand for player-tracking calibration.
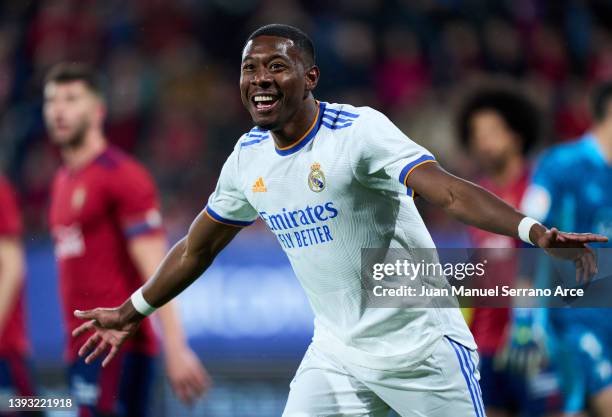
[165,344,212,404]
[535,227,608,283]
[72,307,143,367]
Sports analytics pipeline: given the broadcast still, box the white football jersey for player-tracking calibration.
[206,101,475,370]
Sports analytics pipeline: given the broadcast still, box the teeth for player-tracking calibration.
[254,95,276,102]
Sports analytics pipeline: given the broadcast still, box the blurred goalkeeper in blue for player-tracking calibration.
[521,81,612,416]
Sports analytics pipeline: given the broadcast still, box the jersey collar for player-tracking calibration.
[583,132,611,167]
[64,145,112,176]
[274,101,325,156]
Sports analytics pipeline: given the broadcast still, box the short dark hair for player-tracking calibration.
[458,88,540,155]
[246,24,315,66]
[44,62,102,95]
[591,81,612,122]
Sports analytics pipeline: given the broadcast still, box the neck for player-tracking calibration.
[271,97,319,148]
[488,154,524,186]
[592,125,612,164]
[61,131,107,170]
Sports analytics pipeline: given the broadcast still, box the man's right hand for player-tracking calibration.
[72,303,144,367]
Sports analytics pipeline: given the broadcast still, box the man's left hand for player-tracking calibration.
[534,227,608,283]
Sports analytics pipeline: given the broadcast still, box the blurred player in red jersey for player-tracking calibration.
[0,176,40,417]
[458,88,561,417]
[43,63,210,417]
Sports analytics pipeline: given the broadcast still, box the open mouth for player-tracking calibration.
[252,94,280,113]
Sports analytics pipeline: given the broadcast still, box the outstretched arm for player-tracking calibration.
[128,234,211,404]
[129,209,241,308]
[407,162,531,237]
[72,209,242,367]
[407,162,607,279]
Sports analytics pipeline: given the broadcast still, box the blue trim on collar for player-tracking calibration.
[275,102,325,156]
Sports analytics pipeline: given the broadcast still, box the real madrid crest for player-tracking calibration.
[308,162,325,192]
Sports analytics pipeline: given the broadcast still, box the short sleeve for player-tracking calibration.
[0,177,22,236]
[205,148,258,227]
[109,162,164,238]
[520,151,559,225]
[349,108,436,197]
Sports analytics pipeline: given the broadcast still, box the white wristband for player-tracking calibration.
[130,288,156,316]
[518,217,541,245]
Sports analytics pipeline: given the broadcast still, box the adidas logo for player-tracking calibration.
[252,177,267,193]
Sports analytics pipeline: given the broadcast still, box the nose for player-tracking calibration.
[251,66,273,89]
[51,106,65,122]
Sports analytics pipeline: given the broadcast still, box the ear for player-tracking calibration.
[304,65,320,94]
[94,98,107,126]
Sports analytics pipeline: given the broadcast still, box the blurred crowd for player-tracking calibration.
[1,0,612,238]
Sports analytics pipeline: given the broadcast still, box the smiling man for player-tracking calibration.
[72,24,606,417]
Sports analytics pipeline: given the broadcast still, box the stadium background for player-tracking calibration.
[1,0,612,416]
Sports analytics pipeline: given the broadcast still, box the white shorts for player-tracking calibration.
[283,336,486,417]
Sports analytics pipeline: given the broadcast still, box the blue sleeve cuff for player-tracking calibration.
[398,155,436,197]
[205,206,256,227]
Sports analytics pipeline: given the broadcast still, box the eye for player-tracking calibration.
[242,63,255,72]
[270,62,286,71]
